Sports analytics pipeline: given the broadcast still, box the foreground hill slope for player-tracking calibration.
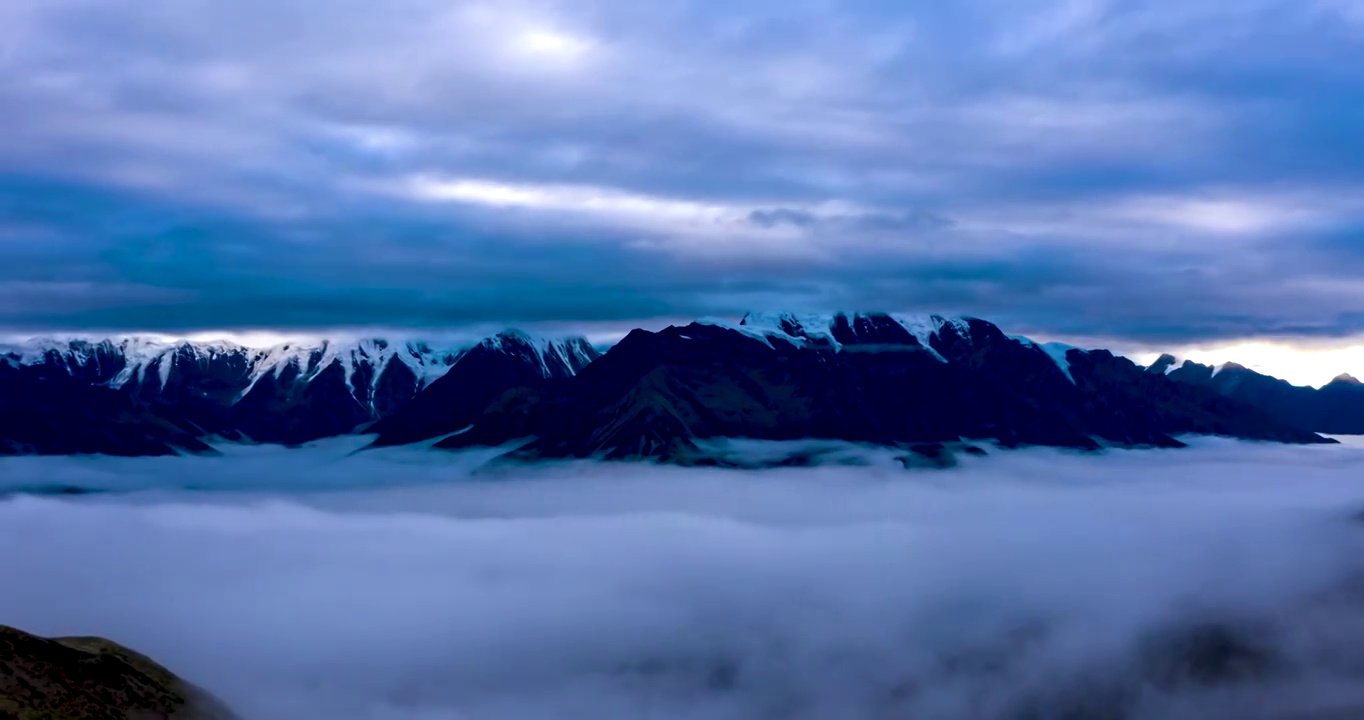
[0,624,238,720]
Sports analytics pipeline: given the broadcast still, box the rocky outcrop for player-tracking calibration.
[0,624,237,720]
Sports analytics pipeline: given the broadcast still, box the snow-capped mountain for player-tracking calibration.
[428,312,1329,464]
[4,336,460,397]
[730,311,972,357]
[724,311,1083,380]
[1,331,599,451]
[4,313,1353,459]
[368,331,602,447]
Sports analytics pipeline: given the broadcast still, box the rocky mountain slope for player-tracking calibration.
[0,624,237,719]
[402,313,1331,463]
[0,361,216,457]
[1,332,594,454]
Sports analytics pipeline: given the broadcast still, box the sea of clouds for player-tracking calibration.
[5,438,1364,719]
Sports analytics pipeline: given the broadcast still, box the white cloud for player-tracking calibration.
[401,175,745,224]
[389,174,853,260]
[5,440,1364,718]
[1108,191,1361,235]
[959,185,1364,244]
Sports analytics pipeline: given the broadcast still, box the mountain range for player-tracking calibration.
[1,332,597,455]
[1148,354,1364,435]
[2,312,1359,462]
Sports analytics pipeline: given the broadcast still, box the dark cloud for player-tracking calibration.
[0,0,1362,345]
[749,207,954,232]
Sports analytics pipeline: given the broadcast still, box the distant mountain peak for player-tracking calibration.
[1212,361,1249,377]
[1146,354,1180,375]
[1329,373,1363,386]
[476,330,600,374]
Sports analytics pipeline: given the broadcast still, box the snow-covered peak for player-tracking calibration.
[2,336,177,384]
[112,339,246,390]
[1011,336,1085,383]
[889,315,970,360]
[7,332,598,393]
[730,311,975,359]
[240,338,465,398]
[2,336,122,363]
[737,312,846,347]
[476,330,600,376]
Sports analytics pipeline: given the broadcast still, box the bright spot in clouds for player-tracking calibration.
[401,175,749,230]
[514,28,595,60]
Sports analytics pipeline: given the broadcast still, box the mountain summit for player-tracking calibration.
[1157,358,1364,435]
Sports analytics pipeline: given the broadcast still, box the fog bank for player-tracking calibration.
[4,439,1364,719]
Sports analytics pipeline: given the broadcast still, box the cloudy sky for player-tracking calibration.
[3,0,1363,383]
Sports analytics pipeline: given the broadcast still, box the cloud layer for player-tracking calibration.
[5,439,1364,718]
[2,0,1364,344]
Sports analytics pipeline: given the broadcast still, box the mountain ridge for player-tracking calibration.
[1151,357,1364,435]
[3,313,1359,460]
[1,331,598,452]
[413,313,1334,464]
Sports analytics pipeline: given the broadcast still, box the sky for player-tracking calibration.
[7,437,1364,718]
[3,1,1364,385]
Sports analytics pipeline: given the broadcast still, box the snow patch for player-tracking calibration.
[889,315,953,361]
[695,317,777,348]
[738,312,842,348]
[479,330,597,377]
[1041,342,1080,383]
[1011,336,1082,384]
[8,335,467,402]
[733,311,968,361]
[240,339,466,402]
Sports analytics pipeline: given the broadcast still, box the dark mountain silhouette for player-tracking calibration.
[424,313,1331,463]
[1152,358,1364,435]
[0,361,215,457]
